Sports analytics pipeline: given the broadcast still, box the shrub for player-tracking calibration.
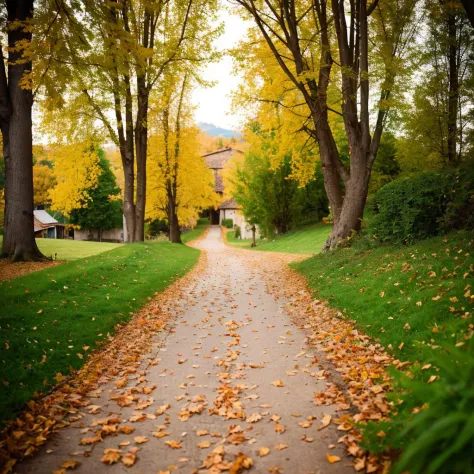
[221,218,233,229]
[370,172,447,244]
[234,225,241,239]
[439,162,474,232]
[363,339,474,474]
[370,162,474,244]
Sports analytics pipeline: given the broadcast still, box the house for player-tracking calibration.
[203,147,255,239]
[34,210,65,239]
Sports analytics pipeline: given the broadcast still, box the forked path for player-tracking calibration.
[16,227,352,474]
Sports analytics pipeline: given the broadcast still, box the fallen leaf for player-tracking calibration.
[134,436,148,444]
[60,460,80,470]
[318,414,332,430]
[119,425,135,434]
[164,440,182,449]
[326,453,341,464]
[272,380,284,387]
[121,452,136,467]
[258,447,270,457]
[101,449,121,465]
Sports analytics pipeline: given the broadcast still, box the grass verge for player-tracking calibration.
[293,230,473,363]
[181,219,209,244]
[0,242,199,426]
[226,223,332,254]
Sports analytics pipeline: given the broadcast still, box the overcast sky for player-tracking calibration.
[191,6,250,132]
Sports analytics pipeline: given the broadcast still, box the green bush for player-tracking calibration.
[221,218,233,229]
[234,225,241,239]
[439,163,474,232]
[370,162,474,244]
[370,172,447,244]
[363,339,474,474]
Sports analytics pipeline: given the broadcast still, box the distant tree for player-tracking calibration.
[33,163,56,208]
[146,72,219,243]
[68,150,122,241]
[48,142,103,216]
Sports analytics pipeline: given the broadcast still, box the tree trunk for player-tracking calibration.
[323,159,371,251]
[1,0,47,262]
[251,225,256,247]
[167,188,182,244]
[460,0,474,28]
[446,4,459,164]
[134,77,147,242]
[121,151,136,243]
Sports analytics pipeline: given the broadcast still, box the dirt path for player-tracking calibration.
[14,227,353,474]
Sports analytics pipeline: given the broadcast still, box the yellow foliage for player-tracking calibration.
[48,142,102,216]
[147,126,219,225]
[33,164,56,207]
[231,25,344,187]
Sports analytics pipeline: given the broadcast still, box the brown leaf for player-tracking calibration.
[164,440,182,449]
[121,452,136,467]
[134,436,148,444]
[272,380,284,387]
[119,425,135,434]
[197,441,211,449]
[101,449,121,465]
[60,460,80,470]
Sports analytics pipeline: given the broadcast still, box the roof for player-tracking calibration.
[203,147,243,170]
[219,199,240,210]
[34,210,58,225]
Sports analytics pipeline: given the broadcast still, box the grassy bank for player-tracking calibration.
[227,223,332,254]
[293,231,473,362]
[0,242,199,426]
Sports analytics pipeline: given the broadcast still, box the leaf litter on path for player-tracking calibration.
[1,228,395,473]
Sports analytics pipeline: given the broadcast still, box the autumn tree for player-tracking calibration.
[0,1,47,261]
[68,150,122,241]
[147,73,219,243]
[37,0,220,243]
[33,162,56,208]
[48,142,103,216]
[233,0,417,250]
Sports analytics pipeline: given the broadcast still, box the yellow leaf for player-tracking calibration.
[258,447,270,457]
[326,453,341,463]
[101,449,121,465]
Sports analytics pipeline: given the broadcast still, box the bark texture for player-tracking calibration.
[1,0,48,261]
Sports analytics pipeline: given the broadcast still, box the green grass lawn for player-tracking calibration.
[293,231,473,362]
[226,223,332,254]
[0,236,122,261]
[181,219,209,244]
[37,239,122,260]
[0,242,199,426]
